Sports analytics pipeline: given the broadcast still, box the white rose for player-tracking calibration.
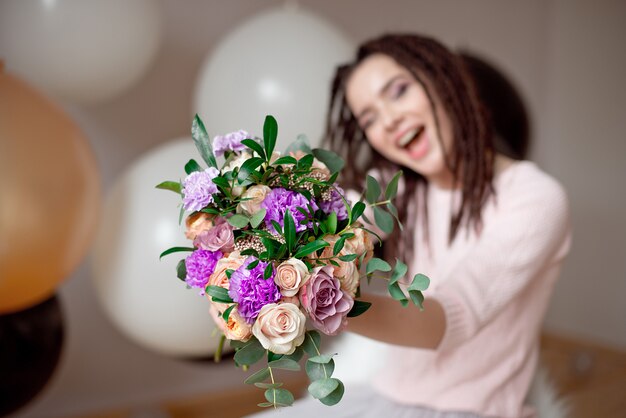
[237,184,271,216]
[222,151,252,173]
[252,303,306,355]
[275,258,310,297]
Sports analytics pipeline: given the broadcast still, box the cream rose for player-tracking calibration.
[252,303,306,355]
[275,258,310,297]
[237,185,271,216]
[221,151,252,197]
[318,235,360,297]
[185,212,215,240]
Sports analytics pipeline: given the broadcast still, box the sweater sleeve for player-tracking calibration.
[430,173,572,351]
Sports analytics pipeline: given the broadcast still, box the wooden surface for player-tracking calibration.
[76,333,626,418]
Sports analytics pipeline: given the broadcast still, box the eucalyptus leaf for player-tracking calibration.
[318,379,345,406]
[159,246,195,260]
[365,175,381,203]
[264,388,294,407]
[244,367,270,385]
[155,181,182,194]
[191,115,217,168]
[268,358,301,371]
[234,338,265,366]
[408,289,425,309]
[408,273,431,291]
[283,347,304,363]
[305,358,334,381]
[254,382,283,389]
[227,214,249,228]
[385,170,403,199]
[184,159,203,175]
[366,257,392,275]
[350,201,366,224]
[308,354,334,364]
[284,134,312,155]
[257,402,274,408]
[312,148,345,174]
[390,259,408,285]
[301,330,321,357]
[388,282,409,306]
[308,378,339,400]
[373,206,394,234]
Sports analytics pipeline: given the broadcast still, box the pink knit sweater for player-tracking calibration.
[371,161,571,418]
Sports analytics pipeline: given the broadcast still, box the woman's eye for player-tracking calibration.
[391,83,408,99]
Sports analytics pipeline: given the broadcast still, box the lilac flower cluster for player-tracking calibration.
[228,257,281,324]
[182,167,220,212]
[261,188,319,233]
[320,184,349,221]
[213,130,250,157]
[185,249,223,294]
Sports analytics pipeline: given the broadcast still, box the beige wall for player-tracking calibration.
[12,1,625,417]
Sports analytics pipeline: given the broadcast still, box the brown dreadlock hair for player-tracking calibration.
[324,34,495,262]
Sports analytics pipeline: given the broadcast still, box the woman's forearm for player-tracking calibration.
[347,294,446,350]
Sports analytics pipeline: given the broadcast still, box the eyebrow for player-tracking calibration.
[355,74,406,120]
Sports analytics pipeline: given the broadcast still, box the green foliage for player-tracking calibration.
[365,175,381,203]
[176,259,186,282]
[155,181,182,194]
[159,246,195,260]
[191,115,218,169]
[385,170,403,200]
[263,115,278,161]
[312,148,345,174]
[205,285,234,304]
[366,257,392,275]
[233,338,265,366]
[373,206,394,234]
[293,240,329,258]
[184,159,203,175]
[347,300,372,317]
[227,214,249,228]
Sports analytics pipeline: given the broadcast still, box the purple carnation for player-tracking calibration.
[213,130,250,157]
[261,188,319,233]
[228,257,281,324]
[182,167,220,212]
[320,184,350,221]
[185,249,223,294]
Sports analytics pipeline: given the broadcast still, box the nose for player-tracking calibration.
[380,105,401,132]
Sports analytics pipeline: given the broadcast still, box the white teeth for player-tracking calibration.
[398,127,422,147]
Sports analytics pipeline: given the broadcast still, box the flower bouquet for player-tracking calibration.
[157,115,430,408]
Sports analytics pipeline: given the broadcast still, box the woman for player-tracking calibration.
[255,34,571,418]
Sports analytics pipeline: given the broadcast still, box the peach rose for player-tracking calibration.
[252,303,306,355]
[207,252,246,311]
[185,212,215,240]
[209,304,252,342]
[237,185,271,216]
[318,235,360,298]
[348,226,374,268]
[274,258,310,297]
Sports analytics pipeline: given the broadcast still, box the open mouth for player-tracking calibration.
[398,126,425,149]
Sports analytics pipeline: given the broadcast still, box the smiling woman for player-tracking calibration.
[252,33,572,418]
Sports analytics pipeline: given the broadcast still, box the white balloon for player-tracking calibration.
[193,7,354,151]
[0,0,161,105]
[92,139,222,357]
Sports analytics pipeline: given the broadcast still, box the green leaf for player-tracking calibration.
[264,388,294,407]
[227,214,249,228]
[347,300,372,317]
[326,212,338,235]
[284,134,312,155]
[318,379,344,406]
[211,176,230,188]
[234,338,265,366]
[296,154,314,170]
[159,246,195,260]
[390,259,408,285]
[293,239,329,259]
[333,236,347,256]
[388,282,408,306]
[176,259,186,282]
[206,285,234,303]
[338,253,358,262]
[246,259,260,270]
[308,354,334,364]
[254,382,283,389]
[312,148,345,174]
[241,138,266,160]
[221,304,235,321]
[305,358,335,381]
[184,159,203,175]
[350,201,366,224]
[373,206,394,234]
[366,257,392,275]
[270,220,283,235]
[179,205,186,225]
[284,211,297,253]
[301,330,321,357]
[365,175,381,203]
[263,263,274,280]
[408,273,431,291]
[283,347,304,363]
[237,157,265,182]
[155,181,182,194]
[272,156,298,166]
[308,378,339,400]
[191,115,218,169]
[257,402,274,408]
[267,351,282,363]
[385,170,403,199]
[244,367,270,385]
[408,289,425,309]
[268,358,301,371]
[263,115,278,159]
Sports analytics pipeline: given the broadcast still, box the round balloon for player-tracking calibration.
[91,139,224,358]
[0,66,101,314]
[0,294,64,416]
[193,7,354,151]
[0,0,161,105]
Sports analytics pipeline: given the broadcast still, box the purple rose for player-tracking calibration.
[194,218,235,253]
[182,167,220,212]
[213,130,250,157]
[300,265,354,336]
[185,249,223,294]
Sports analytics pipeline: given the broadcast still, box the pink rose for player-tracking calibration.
[274,258,310,297]
[252,303,306,355]
[300,265,354,336]
[194,217,234,253]
[185,212,215,240]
